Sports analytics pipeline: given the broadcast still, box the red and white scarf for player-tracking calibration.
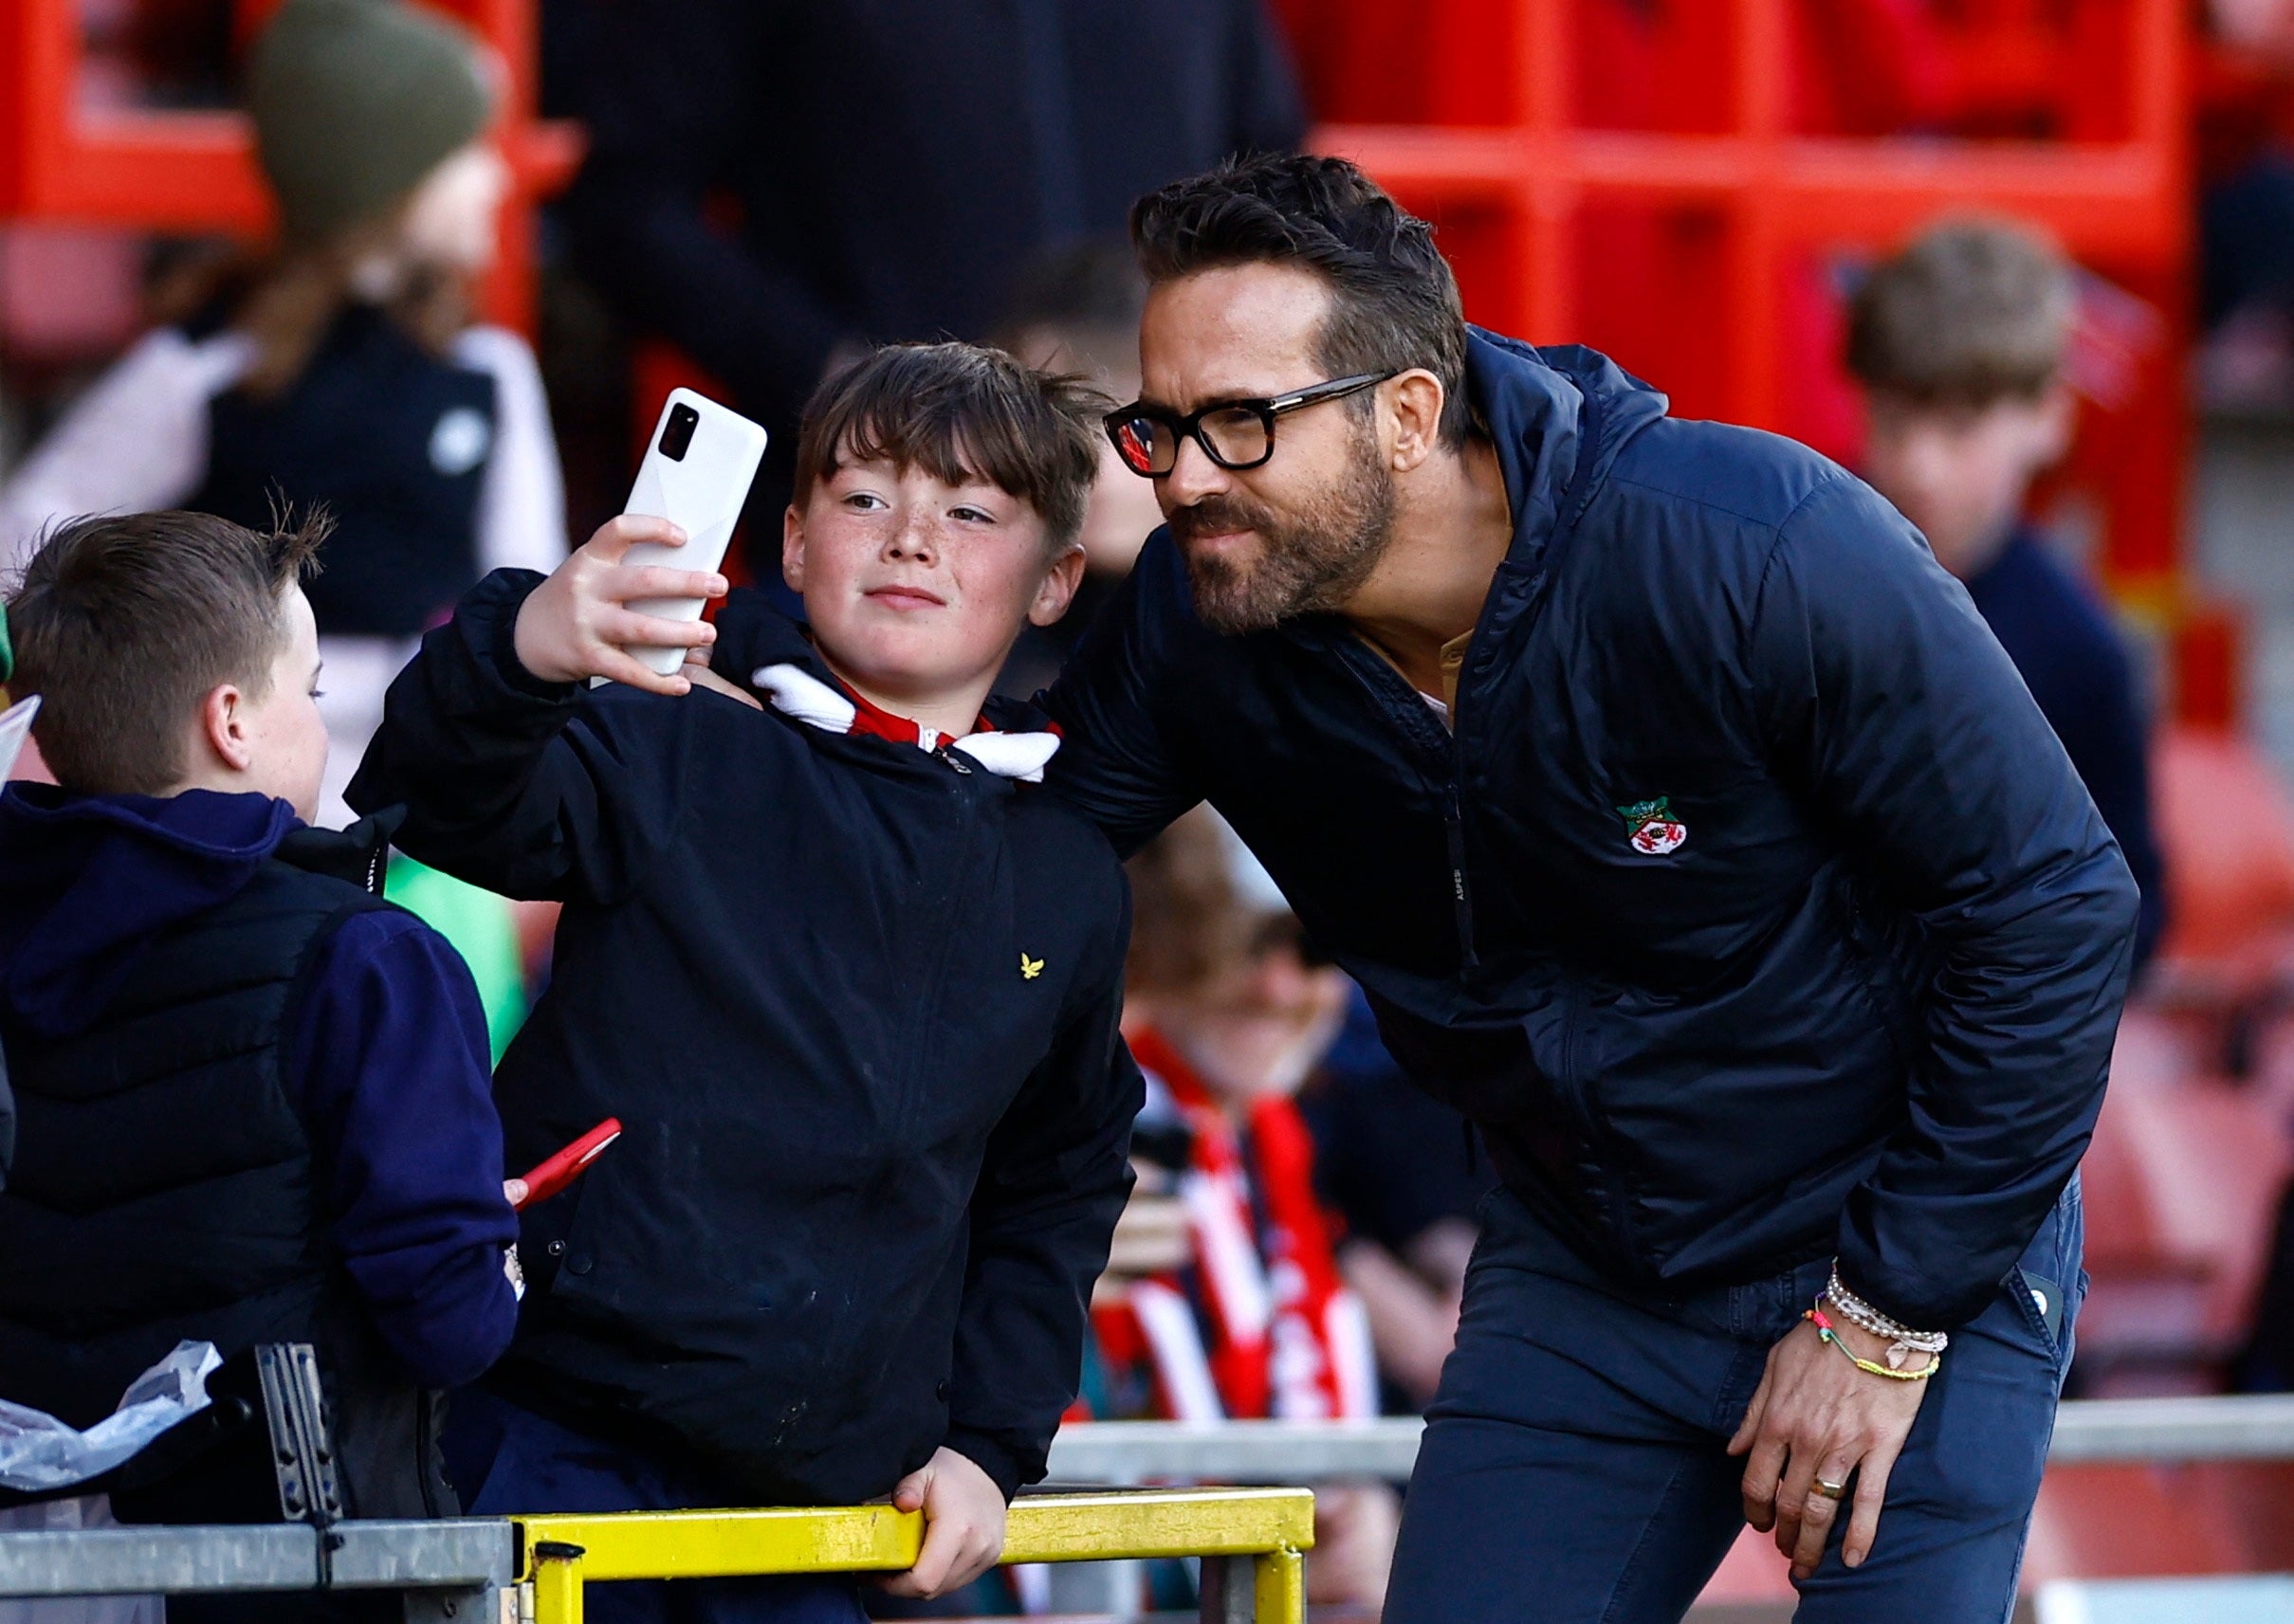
[1097,1028,1378,1422]
[751,663,1061,781]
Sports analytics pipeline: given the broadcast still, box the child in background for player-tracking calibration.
[1848,218,2166,974]
[351,343,1140,1624]
[1099,808,1398,1615]
[0,0,565,1045]
[988,242,1170,697]
[0,512,518,1599]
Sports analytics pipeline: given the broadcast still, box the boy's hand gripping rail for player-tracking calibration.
[514,1485,1315,1624]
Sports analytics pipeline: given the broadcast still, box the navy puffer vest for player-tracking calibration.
[0,826,451,1517]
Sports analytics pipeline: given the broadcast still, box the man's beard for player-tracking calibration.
[1167,426,1398,636]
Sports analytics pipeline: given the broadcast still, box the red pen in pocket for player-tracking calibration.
[510,1118,623,1212]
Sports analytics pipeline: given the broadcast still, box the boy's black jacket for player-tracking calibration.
[347,574,1140,1504]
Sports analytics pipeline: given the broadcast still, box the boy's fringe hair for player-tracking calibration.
[794,342,1109,551]
[8,507,331,795]
[1846,218,2075,408]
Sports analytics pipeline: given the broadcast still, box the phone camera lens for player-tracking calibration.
[659,402,700,462]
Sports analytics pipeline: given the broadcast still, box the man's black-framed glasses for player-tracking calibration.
[1104,371,1397,478]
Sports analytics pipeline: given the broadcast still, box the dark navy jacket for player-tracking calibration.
[1963,525,2165,975]
[1045,331,2139,1330]
[348,574,1140,1504]
[0,788,517,1391]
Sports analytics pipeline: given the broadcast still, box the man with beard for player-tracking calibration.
[1040,155,2138,1620]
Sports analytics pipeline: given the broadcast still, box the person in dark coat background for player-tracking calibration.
[560,0,1305,569]
[1850,218,2168,976]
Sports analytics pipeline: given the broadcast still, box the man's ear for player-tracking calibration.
[1386,370,1446,474]
[197,683,254,774]
[1027,545,1089,629]
[780,504,808,593]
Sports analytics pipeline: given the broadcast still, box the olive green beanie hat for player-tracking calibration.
[249,0,495,243]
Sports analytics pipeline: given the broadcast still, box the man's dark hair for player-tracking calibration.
[794,341,1108,552]
[8,509,328,794]
[1129,153,1473,448]
[1846,218,2074,408]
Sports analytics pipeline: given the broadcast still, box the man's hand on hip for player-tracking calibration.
[1726,1311,1933,1580]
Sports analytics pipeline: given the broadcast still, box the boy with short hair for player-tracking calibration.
[1849,218,2166,969]
[0,510,519,1522]
[349,341,1140,1622]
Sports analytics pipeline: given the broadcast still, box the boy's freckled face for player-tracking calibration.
[784,455,1068,703]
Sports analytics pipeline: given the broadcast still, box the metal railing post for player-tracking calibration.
[1253,1546,1305,1623]
[528,1540,586,1624]
[1198,1553,1251,1623]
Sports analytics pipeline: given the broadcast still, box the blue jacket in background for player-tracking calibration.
[1963,524,2166,975]
[0,787,517,1390]
[1045,329,2140,1330]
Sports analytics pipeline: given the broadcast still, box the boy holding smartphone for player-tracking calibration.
[350,343,1139,1623]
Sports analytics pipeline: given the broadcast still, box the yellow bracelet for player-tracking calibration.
[1805,1306,1938,1381]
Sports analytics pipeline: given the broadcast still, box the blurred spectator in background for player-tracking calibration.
[1097,809,1397,1615]
[0,0,567,826]
[0,0,566,1049]
[990,240,1165,692]
[560,0,1304,571]
[1850,220,2167,976]
[2199,0,2294,405]
[1300,990,1495,1413]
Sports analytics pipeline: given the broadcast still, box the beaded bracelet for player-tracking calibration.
[1806,1302,1939,1381]
[1824,1266,1949,1370]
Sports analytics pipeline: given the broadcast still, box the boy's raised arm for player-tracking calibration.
[944,895,1144,1500]
[347,517,729,903]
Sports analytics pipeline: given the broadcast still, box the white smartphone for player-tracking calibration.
[615,389,768,678]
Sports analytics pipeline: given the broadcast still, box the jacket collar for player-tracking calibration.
[278,805,403,893]
[1465,329,1665,567]
[752,663,1062,782]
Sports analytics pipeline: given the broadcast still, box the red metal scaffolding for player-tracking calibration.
[0,0,2212,703]
[1283,0,2191,615]
[0,0,580,332]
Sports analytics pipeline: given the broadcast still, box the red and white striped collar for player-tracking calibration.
[750,663,1061,782]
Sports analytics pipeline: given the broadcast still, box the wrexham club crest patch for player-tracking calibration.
[1616,796,1688,857]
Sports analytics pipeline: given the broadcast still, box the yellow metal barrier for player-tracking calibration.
[515,1486,1314,1623]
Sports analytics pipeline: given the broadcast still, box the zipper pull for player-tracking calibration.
[937,746,973,776]
[1444,783,1479,969]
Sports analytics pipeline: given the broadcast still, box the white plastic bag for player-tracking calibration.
[0,1341,221,1493]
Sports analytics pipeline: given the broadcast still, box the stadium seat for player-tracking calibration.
[2075,1009,2289,1385]
[2149,727,2294,1009]
[2025,1464,2249,1582]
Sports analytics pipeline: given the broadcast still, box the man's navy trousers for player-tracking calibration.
[446,1390,867,1624]
[1386,1182,2084,1623]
